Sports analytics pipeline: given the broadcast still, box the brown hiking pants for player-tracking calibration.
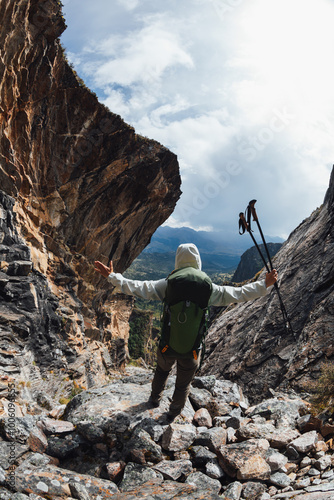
[150,348,201,415]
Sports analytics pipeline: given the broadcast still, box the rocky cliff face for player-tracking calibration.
[0,0,180,400]
[203,167,334,403]
[232,243,283,283]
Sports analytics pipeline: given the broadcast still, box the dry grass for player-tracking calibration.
[310,362,334,416]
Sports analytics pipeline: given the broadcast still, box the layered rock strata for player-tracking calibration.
[203,166,334,403]
[0,368,333,499]
[0,0,181,397]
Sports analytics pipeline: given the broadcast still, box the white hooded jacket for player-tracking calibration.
[107,243,270,307]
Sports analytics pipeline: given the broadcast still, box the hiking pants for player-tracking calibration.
[151,348,200,415]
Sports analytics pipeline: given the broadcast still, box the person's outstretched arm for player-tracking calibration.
[209,269,278,307]
[94,260,167,301]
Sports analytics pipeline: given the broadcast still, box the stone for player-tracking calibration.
[162,423,196,452]
[38,418,75,435]
[308,467,321,476]
[223,480,243,500]
[106,461,126,481]
[265,448,288,472]
[315,440,329,453]
[285,445,300,460]
[125,428,163,463]
[64,381,153,425]
[193,408,212,427]
[108,479,224,499]
[190,445,217,467]
[48,405,67,419]
[195,426,227,452]
[288,430,318,453]
[189,387,214,410]
[192,375,217,393]
[132,417,165,442]
[227,427,238,443]
[14,462,118,498]
[152,459,193,481]
[242,481,266,499]
[226,416,241,429]
[27,427,48,454]
[305,481,334,493]
[1,415,38,443]
[213,379,247,406]
[297,414,322,433]
[300,456,313,468]
[322,470,334,480]
[206,460,225,480]
[185,471,222,494]
[75,421,106,443]
[270,472,291,488]
[69,482,91,500]
[6,261,32,277]
[46,434,82,459]
[219,438,270,478]
[295,476,311,488]
[285,462,298,474]
[237,455,271,481]
[321,422,334,438]
[119,462,163,492]
[173,450,191,461]
[314,455,332,471]
[268,428,300,449]
[0,441,29,470]
[236,422,277,441]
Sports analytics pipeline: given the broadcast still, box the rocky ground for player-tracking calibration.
[0,366,333,499]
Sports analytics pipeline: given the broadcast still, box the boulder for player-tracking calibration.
[162,423,196,452]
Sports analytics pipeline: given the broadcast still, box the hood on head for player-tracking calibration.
[175,243,202,270]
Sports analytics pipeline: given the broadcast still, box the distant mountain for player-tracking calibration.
[124,226,285,280]
[143,226,284,256]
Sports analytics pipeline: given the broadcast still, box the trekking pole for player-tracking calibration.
[247,200,274,270]
[239,206,296,340]
[239,213,270,273]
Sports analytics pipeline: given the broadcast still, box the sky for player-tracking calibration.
[60,0,334,240]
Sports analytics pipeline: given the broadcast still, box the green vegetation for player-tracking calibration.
[310,362,334,416]
[128,308,158,366]
[124,253,174,280]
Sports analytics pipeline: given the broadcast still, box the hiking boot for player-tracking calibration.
[147,396,160,408]
[166,409,181,422]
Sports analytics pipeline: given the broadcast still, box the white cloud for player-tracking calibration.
[116,0,139,11]
[61,0,334,239]
[83,16,194,88]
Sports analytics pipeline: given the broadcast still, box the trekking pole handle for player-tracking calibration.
[249,199,258,222]
[239,212,249,233]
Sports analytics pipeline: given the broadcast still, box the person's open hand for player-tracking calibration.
[265,269,278,288]
[94,260,113,278]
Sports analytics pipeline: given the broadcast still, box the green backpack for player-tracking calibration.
[159,267,212,360]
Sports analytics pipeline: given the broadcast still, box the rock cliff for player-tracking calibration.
[232,243,283,283]
[0,0,180,399]
[203,166,334,403]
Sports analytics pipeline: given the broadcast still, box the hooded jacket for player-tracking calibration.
[107,243,270,306]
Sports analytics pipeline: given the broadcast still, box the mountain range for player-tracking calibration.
[124,226,285,279]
